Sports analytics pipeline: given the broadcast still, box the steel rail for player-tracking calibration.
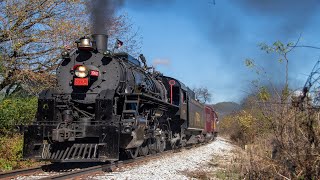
[41,142,211,179]
[1,141,212,179]
[41,165,103,180]
[41,151,174,180]
[0,166,43,179]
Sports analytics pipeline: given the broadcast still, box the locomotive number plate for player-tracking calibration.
[74,78,89,86]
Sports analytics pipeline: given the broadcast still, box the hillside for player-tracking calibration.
[212,102,241,118]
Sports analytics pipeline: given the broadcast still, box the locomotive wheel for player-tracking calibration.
[180,135,187,147]
[126,148,139,159]
[209,134,214,141]
[148,139,157,154]
[139,143,149,156]
[157,137,166,153]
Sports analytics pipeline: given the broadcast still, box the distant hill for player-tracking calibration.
[212,102,241,118]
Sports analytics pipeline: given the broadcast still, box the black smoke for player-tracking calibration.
[86,0,124,34]
[86,0,172,34]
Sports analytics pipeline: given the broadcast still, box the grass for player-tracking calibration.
[181,145,244,179]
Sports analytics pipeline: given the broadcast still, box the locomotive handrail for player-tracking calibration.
[120,92,180,108]
[33,121,116,123]
[50,92,100,96]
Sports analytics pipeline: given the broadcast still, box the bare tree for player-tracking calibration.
[193,87,212,103]
[108,13,142,57]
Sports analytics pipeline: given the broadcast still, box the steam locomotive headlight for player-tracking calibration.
[75,66,88,78]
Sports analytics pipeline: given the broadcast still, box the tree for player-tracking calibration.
[0,0,89,95]
[193,87,212,103]
[107,13,142,57]
[258,40,299,100]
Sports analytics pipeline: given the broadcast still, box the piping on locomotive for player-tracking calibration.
[23,34,218,162]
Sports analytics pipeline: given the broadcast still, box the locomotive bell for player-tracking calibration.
[77,36,93,51]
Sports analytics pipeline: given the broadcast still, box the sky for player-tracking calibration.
[115,0,320,103]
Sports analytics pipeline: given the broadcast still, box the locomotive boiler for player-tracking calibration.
[23,34,218,162]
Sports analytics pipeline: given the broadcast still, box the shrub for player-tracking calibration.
[0,134,33,171]
[0,96,37,134]
[221,91,320,179]
[0,96,39,171]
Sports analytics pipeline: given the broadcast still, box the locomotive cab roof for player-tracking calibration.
[114,52,141,66]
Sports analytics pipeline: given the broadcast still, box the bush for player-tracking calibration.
[221,91,320,179]
[0,135,23,170]
[0,134,39,171]
[219,107,270,147]
[0,97,40,171]
[0,96,37,134]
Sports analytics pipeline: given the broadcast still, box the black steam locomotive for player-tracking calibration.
[23,34,218,162]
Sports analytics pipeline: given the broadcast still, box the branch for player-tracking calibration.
[287,33,302,54]
[18,47,60,58]
[288,45,320,50]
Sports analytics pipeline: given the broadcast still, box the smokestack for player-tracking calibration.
[92,34,108,53]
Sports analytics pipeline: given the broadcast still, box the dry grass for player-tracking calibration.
[182,145,245,180]
[218,91,320,179]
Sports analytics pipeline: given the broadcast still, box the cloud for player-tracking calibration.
[152,58,171,67]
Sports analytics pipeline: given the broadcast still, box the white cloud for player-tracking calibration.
[152,58,171,67]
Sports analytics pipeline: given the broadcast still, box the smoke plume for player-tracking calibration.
[86,0,171,34]
[86,0,124,34]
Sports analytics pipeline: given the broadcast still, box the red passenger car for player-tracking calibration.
[204,106,218,137]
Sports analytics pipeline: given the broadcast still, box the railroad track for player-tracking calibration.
[0,142,208,180]
[42,151,174,180]
[0,166,43,179]
[0,150,174,180]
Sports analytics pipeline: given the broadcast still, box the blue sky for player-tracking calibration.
[117,0,320,103]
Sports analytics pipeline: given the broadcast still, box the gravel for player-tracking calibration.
[14,137,235,180]
[15,171,59,180]
[90,137,235,180]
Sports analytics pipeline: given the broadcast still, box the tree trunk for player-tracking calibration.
[0,74,13,92]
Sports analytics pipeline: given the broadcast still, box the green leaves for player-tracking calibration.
[248,40,293,102]
[245,58,255,68]
[259,42,273,53]
[0,97,37,134]
[259,40,292,55]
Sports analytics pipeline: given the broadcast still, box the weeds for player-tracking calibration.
[219,90,320,179]
[0,134,40,171]
[182,145,244,180]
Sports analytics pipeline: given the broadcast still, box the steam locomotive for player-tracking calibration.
[23,34,218,162]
